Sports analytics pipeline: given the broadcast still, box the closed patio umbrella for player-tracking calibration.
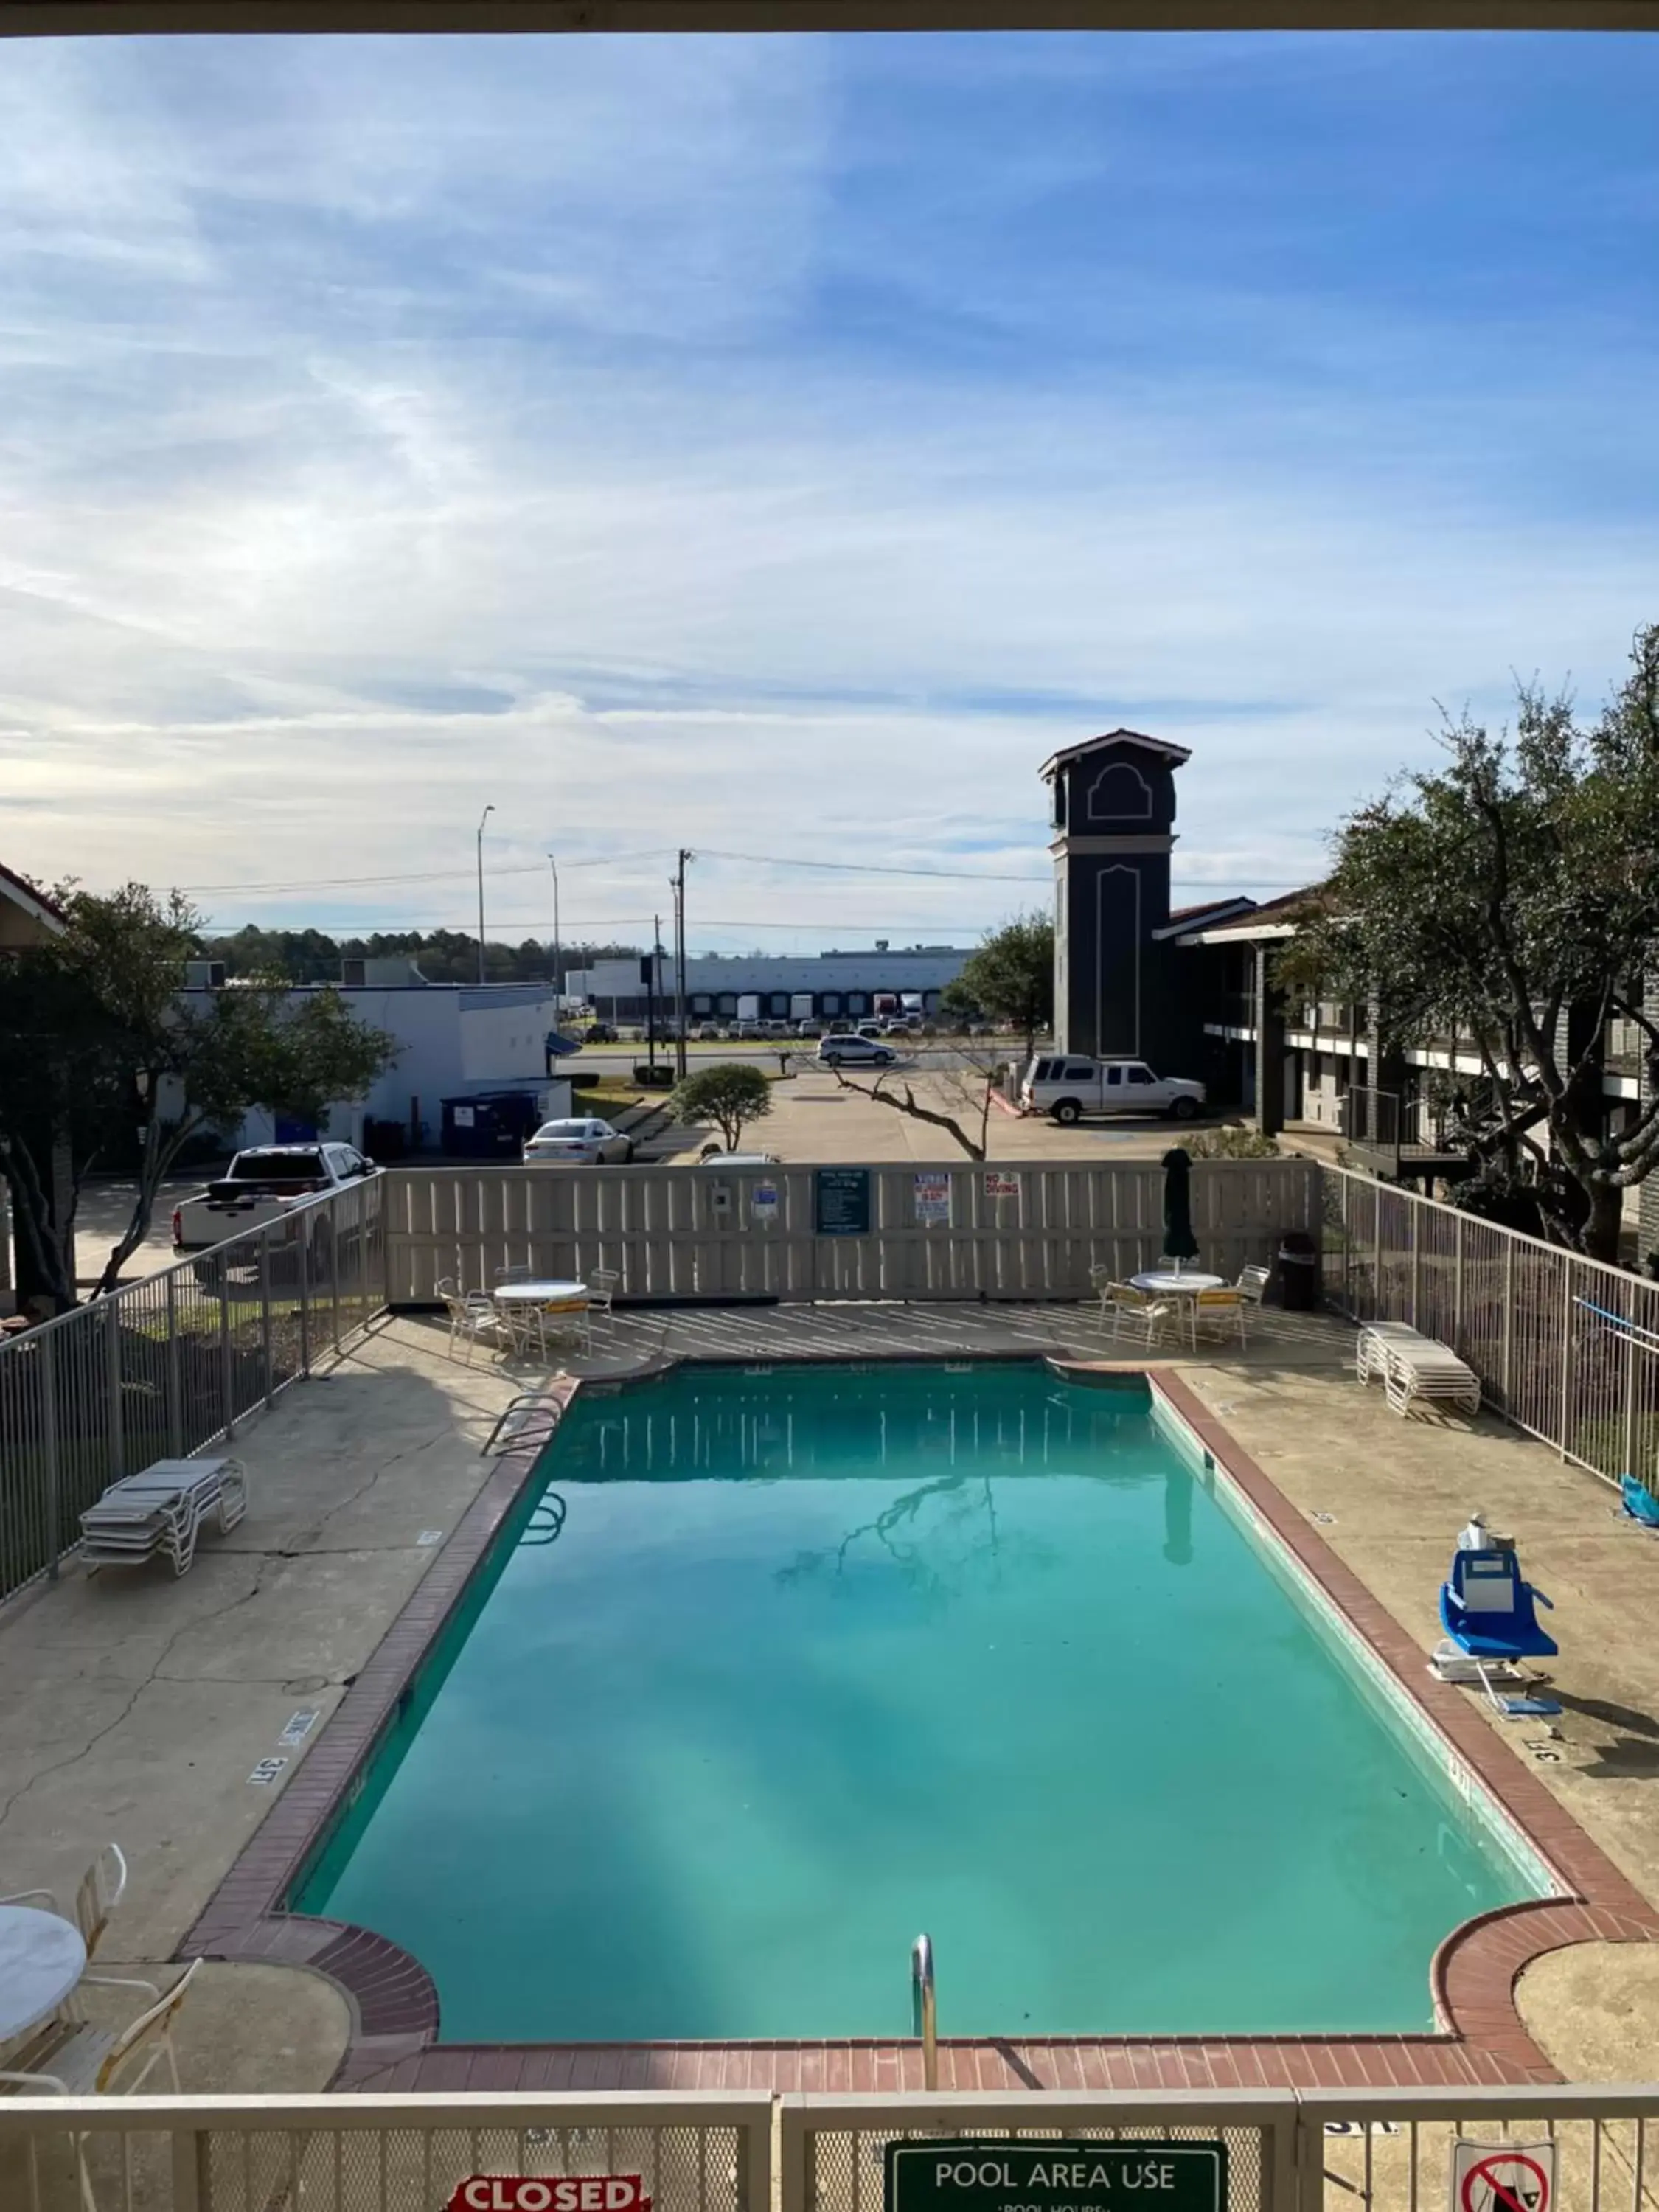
[1161,1145,1200,1267]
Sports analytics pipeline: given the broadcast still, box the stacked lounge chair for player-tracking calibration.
[79,1458,248,1577]
[1356,1321,1481,1417]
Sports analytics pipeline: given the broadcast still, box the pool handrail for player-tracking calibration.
[911,1932,937,2090]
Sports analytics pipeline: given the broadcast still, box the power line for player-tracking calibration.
[700,847,1048,886]
[178,846,1317,898]
[175,852,666,895]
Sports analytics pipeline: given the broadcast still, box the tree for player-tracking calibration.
[1283,624,1659,1263]
[672,1062,774,1151]
[0,884,398,1307]
[830,1047,1004,1161]
[941,912,1054,1058]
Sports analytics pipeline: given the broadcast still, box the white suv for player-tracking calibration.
[1019,1055,1206,1125]
[818,1033,897,1068]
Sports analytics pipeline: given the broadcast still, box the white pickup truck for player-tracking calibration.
[1018,1054,1206,1125]
[171,1142,380,1254]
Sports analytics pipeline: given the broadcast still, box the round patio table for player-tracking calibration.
[0,1905,86,2042]
[490,1281,588,1307]
[1129,1270,1227,1295]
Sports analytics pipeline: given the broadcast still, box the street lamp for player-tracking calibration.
[476,804,495,985]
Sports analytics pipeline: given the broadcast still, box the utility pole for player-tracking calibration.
[674,849,692,1081]
[546,854,561,1012]
[475,804,495,986]
[648,911,661,1071]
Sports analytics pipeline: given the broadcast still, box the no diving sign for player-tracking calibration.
[1450,2143,1555,2212]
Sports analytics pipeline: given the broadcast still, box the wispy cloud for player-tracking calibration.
[1,32,1655,947]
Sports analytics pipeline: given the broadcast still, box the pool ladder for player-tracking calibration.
[911,1933,938,2090]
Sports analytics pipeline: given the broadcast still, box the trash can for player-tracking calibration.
[1276,1229,1321,1312]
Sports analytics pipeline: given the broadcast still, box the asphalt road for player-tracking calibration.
[569,1043,1020,1077]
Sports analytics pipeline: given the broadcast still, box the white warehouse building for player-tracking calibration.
[567,945,973,1024]
[178,958,571,1153]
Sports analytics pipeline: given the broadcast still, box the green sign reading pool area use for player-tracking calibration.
[885,2143,1228,2212]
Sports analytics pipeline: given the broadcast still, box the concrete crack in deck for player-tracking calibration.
[0,1556,279,1835]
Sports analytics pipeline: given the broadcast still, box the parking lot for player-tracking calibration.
[664,1064,1231,1164]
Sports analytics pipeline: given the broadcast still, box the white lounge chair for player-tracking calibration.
[80,1463,247,1577]
[1355,1320,1431,1384]
[1236,1263,1272,1304]
[1382,1340,1481,1419]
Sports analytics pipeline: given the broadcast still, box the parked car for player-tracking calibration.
[855,1020,885,1040]
[795,1018,824,1038]
[523,1117,636,1165]
[1018,1055,1206,1124]
[733,1020,762,1040]
[819,1034,898,1068]
[696,1147,782,1166]
[692,1023,723,1041]
[584,1022,619,1044]
[172,1143,380,1253]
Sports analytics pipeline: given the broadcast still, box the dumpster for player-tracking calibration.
[440,1091,545,1160]
[1275,1228,1321,1312]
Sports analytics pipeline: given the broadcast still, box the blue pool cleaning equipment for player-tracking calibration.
[1438,1544,1561,1718]
[1621,1473,1659,1528]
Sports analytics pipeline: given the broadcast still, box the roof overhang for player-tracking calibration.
[1039,728,1193,783]
[1,0,1652,25]
[1180,919,1301,945]
[1151,897,1258,941]
[0,863,66,941]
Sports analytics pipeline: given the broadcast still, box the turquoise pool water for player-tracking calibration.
[297,1361,1542,2041]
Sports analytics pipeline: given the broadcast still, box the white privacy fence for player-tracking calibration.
[2,2087,1656,2212]
[0,1178,385,1605]
[382,1159,1324,1307]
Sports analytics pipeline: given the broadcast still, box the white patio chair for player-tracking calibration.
[1099,1281,1176,1346]
[1236,1263,1271,1304]
[0,1960,201,2211]
[586,1267,619,1316]
[1194,1287,1248,1346]
[452,1290,512,1366]
[1,1844,127,1961]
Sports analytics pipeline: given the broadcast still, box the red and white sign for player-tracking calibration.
[447,2177,653,2212]
[1451,2141,1554,2212]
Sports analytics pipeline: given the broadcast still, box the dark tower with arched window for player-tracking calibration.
[1042,728,1191,1062]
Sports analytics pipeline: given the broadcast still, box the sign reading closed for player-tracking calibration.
[885,2143,1227,2212]
[447,2178,653,2212]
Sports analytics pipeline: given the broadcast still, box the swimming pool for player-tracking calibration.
[296,1360,1546,2042]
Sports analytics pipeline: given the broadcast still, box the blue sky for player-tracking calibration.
[2,31,1656,951]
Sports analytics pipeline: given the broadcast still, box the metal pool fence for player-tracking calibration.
[1323,1165,1659,1488]
[381,1158,1323,1306]
[0,1178,385,1604]
[2,2087,1657,2212]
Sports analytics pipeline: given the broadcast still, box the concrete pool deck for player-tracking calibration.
[5,1301,1659,2095]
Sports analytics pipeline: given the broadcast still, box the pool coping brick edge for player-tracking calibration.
[180,1351,1659,2094]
